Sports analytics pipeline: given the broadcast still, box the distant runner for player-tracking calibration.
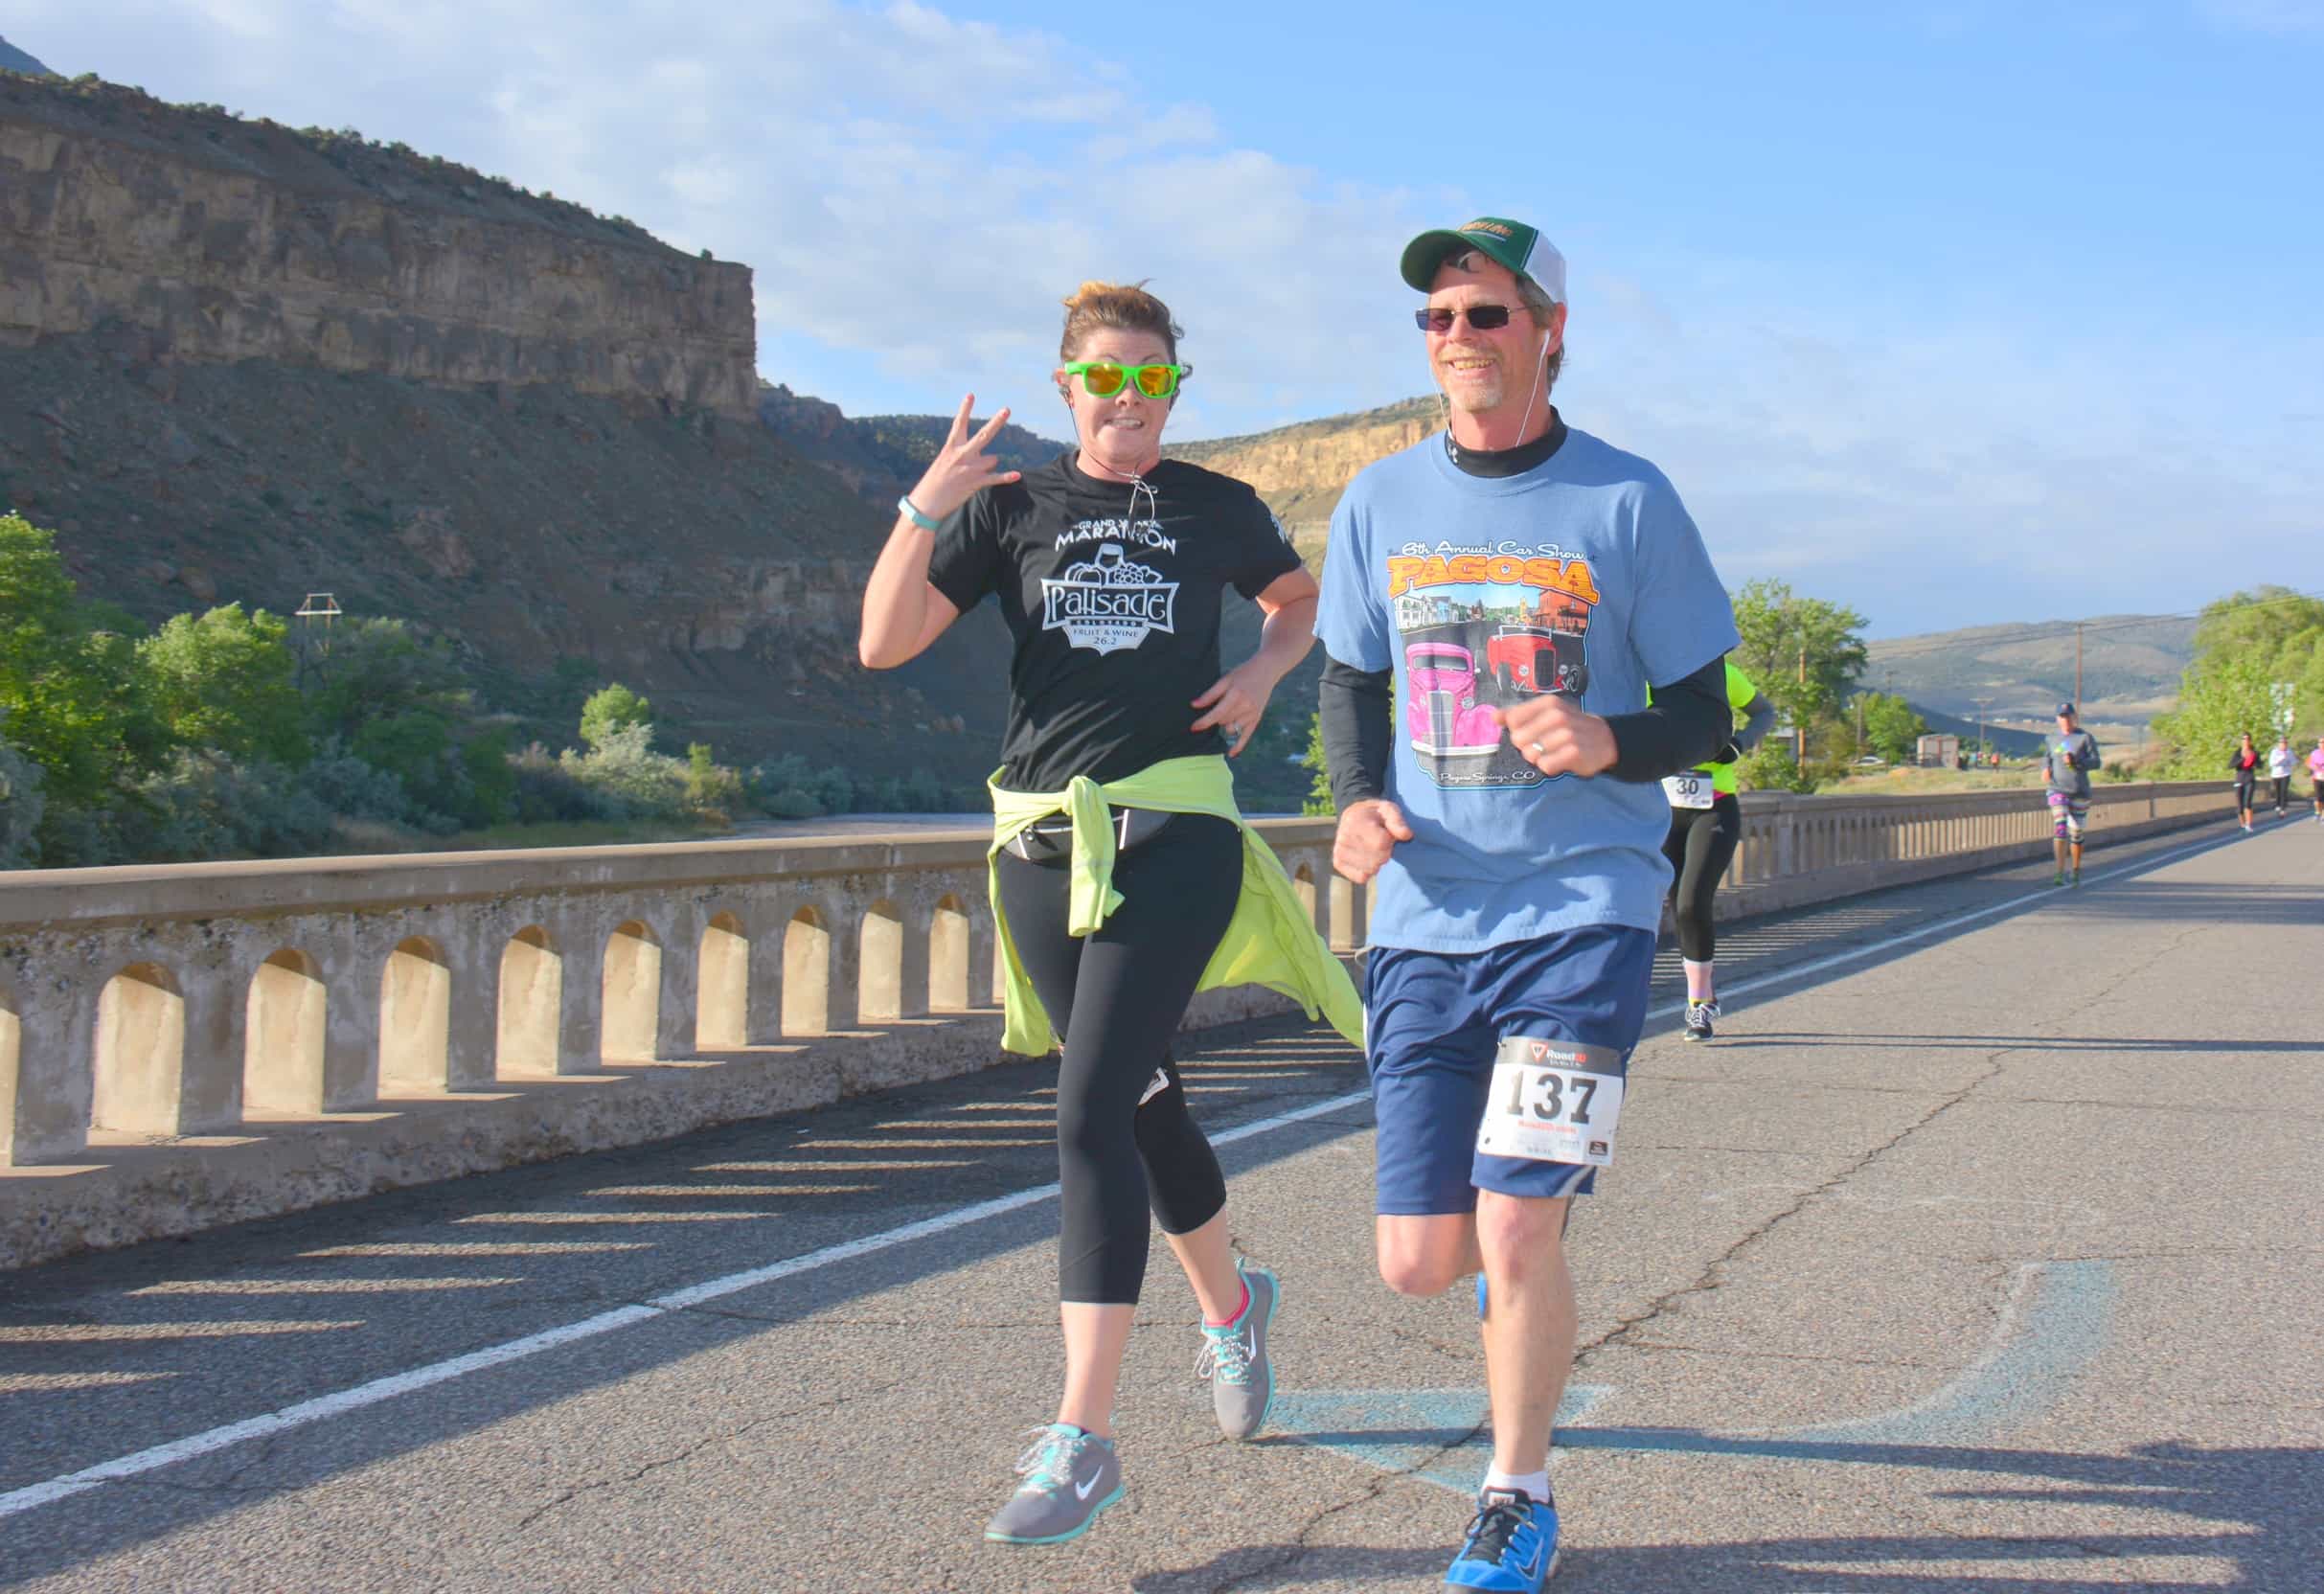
[1660,661,1777,1038]
[2267,734,2293,819]
[2044,703,2102,886]
[2231,733,2262,832]
[2311,736,2324,825]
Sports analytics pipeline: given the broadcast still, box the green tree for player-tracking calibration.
[1300,712,1334,817]
[305,617,472,748]
[580,683,652,750]
[2152,588,2324,770]
[2152,650,2279,775]
[0,512,154,817]
[1857,692,1928,763]
[1730,579,1870,735]
[137,603,306,764]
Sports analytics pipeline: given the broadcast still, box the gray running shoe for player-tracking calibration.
[1683,1000,1720,1041]
[984,1423,1122,1545]
[1195,1259,1279,1440]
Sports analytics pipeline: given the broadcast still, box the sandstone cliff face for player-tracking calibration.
[0,77,757,416]
[1167,396,1440,550]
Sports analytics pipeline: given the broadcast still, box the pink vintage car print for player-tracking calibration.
[1405,642,1501,759]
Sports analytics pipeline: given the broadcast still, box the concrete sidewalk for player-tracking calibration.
[3,817,2317,1591]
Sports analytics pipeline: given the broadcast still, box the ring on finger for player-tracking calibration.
[1530,740,1546,754]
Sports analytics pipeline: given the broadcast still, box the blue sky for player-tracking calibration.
[8,1,2320,635]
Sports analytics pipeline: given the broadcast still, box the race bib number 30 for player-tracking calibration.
[1476,1037,1628,1168]
[1662,773,1715,808]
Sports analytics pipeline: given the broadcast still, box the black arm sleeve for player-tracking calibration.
[1319,656,1393,810]
[1606,653,1733,783]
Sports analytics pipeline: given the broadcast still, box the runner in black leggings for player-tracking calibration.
[856,280,1354,1548]
[1661,661,1775,1041]
[995,814,1239,1302]
[2231,733,2261,832]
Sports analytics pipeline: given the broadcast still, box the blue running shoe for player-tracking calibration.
[1446,1487,1559,1590]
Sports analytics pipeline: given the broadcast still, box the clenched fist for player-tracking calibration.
[1495,694,1617,779]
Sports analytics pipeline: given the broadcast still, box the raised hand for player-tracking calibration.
[907,395,1022,522]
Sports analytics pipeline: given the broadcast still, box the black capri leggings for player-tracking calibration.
[994,811,1242,1305]
[1663,795,1743,963]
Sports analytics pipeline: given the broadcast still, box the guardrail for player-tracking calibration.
[0,780,2229,1267]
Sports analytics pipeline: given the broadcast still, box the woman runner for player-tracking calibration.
[2231,732,2261,832]
[2268,735,2293,819]
[856,282,1360,1548]
[2310,736,2324,825]
[1659,661,1776,1041]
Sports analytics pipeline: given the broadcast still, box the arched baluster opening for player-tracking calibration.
[1,986,22,1165]
[603,921,663,1062]
[1329,875,1362,952]
[1291,863,1319,932]
[496,926,562,1079]
[697,913,750,1049]
[928,896,970,1013]
[244,949,326,1116]
[858,900,904,1022]
[379,938,452,1094]
[94,963,186,1135]
[783,907,832,1036]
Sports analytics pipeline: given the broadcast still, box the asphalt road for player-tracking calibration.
[3,812,2318,1592]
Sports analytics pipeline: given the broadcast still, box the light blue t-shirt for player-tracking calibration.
[1314,424,1740,952]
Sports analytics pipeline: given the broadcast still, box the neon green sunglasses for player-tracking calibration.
[1061,360,1191,399]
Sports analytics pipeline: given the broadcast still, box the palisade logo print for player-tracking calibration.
[1385,540,1601,787]
[1041,525,1179,655]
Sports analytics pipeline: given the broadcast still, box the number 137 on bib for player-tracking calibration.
[1475,1037,1628,1168]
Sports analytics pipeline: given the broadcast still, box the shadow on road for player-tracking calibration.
[1134,1439,2323,1591]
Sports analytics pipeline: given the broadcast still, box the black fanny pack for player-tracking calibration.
[1003,807,1176,864]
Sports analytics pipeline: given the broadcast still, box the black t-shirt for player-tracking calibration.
[927,453,1303,792]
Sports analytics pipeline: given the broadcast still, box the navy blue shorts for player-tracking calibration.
[1366,925,1656,1216]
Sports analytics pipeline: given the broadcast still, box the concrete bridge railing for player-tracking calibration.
[0,781,2228,1267]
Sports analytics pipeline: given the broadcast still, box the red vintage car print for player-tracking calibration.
[1405,642,1501,759]
[1485,626,1586,699]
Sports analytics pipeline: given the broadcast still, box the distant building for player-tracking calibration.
[1916,733,1960,768]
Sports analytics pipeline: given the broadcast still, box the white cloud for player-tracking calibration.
[9,0,2320,631]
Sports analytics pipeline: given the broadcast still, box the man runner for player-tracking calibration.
[1316,216,1737,1591]
[2044,703,2101,885]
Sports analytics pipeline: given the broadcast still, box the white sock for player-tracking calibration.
[1683,959,1714,1004]
[1484,1465,1550,1503]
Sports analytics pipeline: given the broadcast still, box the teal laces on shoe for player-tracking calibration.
[1195,1322,1255,1385]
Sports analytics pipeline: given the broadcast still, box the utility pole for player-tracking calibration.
[1972,695,1995,764]
[1796,642,1808,767]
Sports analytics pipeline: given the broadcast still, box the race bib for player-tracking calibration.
[1662,772,1715,808]
[1476,1037,1627,1168]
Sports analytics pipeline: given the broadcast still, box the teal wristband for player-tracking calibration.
[896,494,942,533]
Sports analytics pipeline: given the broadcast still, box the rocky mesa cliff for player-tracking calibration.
[0,75,758,417]
[1167,396,1441,555]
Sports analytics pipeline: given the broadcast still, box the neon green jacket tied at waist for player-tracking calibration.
[987,754,1363,1058]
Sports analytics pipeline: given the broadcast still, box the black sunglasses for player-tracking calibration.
[1414,304,1523,333]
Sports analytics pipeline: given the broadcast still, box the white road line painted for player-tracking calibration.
[0,819,2248,1521]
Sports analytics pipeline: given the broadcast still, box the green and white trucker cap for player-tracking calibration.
[1400,216,1565,304]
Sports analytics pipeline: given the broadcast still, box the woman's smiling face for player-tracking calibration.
[1059,329,1173,477]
